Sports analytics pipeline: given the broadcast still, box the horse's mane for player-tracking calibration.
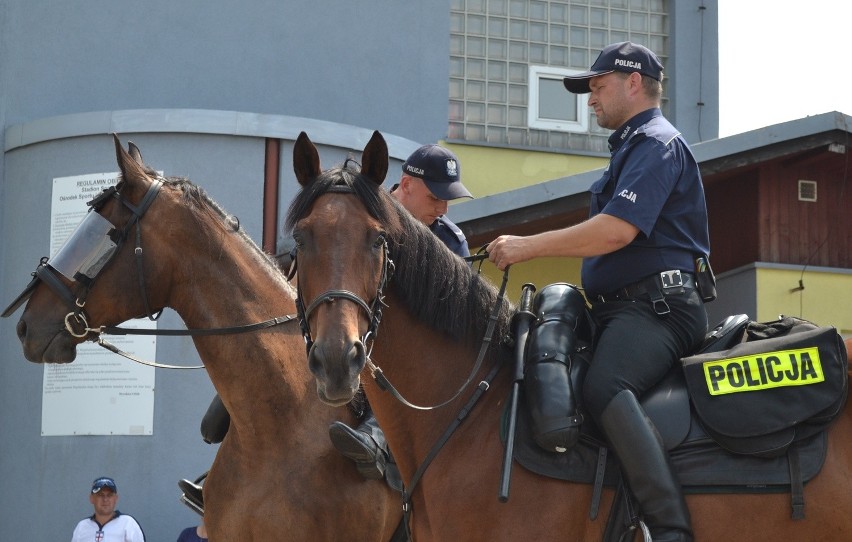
[285,165,513,346]
[162,176,295,295]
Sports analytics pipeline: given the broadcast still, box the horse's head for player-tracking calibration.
[7,135,175,363]
[287,131,395,405]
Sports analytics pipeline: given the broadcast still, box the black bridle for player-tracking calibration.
[294,199,511,537]
[40,178,165,337]
[292,197,508,411]
[4,178,300,369]
[294,229,395,359]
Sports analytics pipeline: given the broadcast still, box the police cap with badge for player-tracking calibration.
[402,144,472,201]
[401,144,472,256]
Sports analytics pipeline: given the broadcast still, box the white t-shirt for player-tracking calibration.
[71,512,145,542]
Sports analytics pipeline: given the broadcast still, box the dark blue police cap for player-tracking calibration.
[402,144,472,201]
[563,41,664,94]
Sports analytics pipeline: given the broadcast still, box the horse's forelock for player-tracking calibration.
[285,166,396,233]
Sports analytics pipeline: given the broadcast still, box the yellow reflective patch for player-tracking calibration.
[703,347,824,396]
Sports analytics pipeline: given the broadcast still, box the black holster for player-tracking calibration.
[524,283,588,453]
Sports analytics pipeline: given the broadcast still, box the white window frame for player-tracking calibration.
[527,65,589,133]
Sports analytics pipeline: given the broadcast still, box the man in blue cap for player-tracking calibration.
[390,143,471,255]
[72,477,145,541]
[328,144,472,480]
[488,41,709,542]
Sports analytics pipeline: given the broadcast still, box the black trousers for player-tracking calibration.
[583,287,708,421]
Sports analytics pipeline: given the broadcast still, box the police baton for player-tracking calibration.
[498,282,536,502]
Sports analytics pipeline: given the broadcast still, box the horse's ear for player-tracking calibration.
[293,131,322,187]
[127,141,144,165]
[360,131,388,186]
[113,133,149,186]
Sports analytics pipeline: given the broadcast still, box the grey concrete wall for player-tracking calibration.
[0,0,447,539]
[670,0,720,143]
[1,0,449,144]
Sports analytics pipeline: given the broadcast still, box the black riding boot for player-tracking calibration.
[328,408,390,480]
[600,390,693,542]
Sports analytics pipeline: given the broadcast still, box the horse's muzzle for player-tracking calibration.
[16,317,78,364]
[307,338,365,406]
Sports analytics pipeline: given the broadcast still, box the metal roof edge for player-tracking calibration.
[452,111,852,225]
[691,111,852,162]
[452,168,602,222]
[3,109,421,160]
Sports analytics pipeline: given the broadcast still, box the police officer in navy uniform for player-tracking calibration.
[488,42,708,542]
[391,143,470,257]
[329,143,472,480]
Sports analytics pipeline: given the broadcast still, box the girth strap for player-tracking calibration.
[788,443,805,520]
[590,445,608,520]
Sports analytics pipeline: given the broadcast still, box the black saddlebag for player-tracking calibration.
[682,316,848,457]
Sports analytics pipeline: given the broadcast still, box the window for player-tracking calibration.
[527,66,589,133]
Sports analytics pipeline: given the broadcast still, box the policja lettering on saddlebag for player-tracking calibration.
[703,347,824,395]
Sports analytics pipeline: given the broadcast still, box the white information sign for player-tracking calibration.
[42,172,157,436]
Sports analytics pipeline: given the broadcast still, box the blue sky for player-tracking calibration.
[718,1,851,137]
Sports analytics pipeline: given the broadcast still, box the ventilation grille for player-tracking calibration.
[798,180,817,202]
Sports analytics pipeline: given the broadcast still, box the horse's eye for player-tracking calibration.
[373,234,386,249]
[291,233,305,251]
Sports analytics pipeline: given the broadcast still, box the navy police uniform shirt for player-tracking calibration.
[581,108,710,298]
[431,215,470,258]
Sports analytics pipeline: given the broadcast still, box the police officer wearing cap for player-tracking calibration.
[328,143,472,481]
[392,144,471,256]
[488,41,708,542]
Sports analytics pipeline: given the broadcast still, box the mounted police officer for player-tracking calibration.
[329,143,472,480]
[488,42,710,542]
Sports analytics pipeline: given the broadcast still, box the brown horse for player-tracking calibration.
[8,136,400,541]
[287,130,852,541]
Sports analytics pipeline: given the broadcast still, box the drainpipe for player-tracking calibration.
[262,138,280,254]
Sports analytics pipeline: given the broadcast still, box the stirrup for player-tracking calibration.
[179,492,204,517]
[178,478,205,516]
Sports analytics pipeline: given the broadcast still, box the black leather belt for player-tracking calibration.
[595,271,695,306]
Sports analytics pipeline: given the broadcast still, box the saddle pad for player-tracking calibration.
[505,400,828,491]
[682,325,847,456]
